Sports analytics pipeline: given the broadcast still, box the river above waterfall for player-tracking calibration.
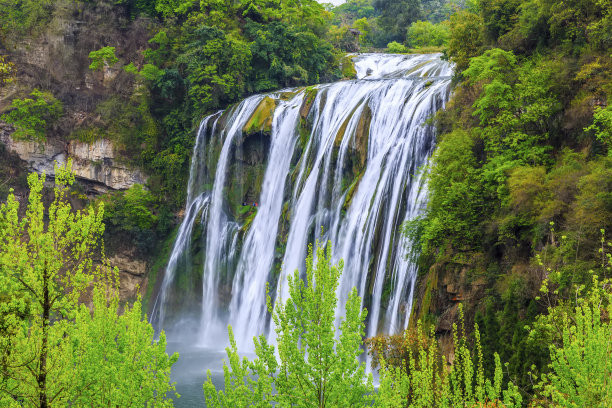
[152,53,452,406]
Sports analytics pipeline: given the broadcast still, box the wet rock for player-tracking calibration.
[242,96,277,136]
[339,55,357,79]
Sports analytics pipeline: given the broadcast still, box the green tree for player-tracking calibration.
[446,9,484,73]
[373,0,423,43]
[88,46,119,71]
[586,106,612,155]
[0,89,63,141]
[203,242,374,407]
[406,20,449,48]
[533,276,612,407]
[178,26,252,117]
[374,315,523,407]
[0,162,177,407]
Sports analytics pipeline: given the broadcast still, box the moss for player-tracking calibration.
[353,106,371,174]
[342,170,364,211]
[339,54,357,79]
[243,96,277,135]
[240,210,257,235]
[279,90,299,100]
[296,86,318,147]
[416,268,439,325]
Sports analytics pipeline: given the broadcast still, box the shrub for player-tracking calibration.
[387,41,410,53]
[0,89,63,141]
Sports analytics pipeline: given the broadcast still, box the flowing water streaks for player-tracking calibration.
[153,54,453,347]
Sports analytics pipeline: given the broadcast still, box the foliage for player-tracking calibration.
[178,26,251,118]
[332,0,377,26]
[586,106,612,155]
[373,0,423,43]
[0,55,15,84]
[88,46,119,71]
[101,184,159,253]
[0,89,63,141]
[0,0,55,38]
[245,20,335,91]
[414,129,485,255]
[406,20,449,48]
[373,314,523,407]
[203,241,374,407]
[412,0,612,403]
[386,41,410,53]
[0,162,177,406]
[446,9,484,73]
[530,276,612,407]
[366,323,440,373]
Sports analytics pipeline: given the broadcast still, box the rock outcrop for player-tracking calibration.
[109,250,148,301]
[0,123,146,195]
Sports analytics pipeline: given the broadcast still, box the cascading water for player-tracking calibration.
[151,53,453,348]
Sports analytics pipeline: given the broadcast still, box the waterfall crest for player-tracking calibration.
[151,53,453,347]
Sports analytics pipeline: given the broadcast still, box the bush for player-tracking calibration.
[88,46,119,71]
[0,89,63,141]
[386,41,410,53]
[406,20,450,48]
[203,242,374,407]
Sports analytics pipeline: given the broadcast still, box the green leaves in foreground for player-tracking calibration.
[0,162,177,407]
[203,242,374,407]
[532,276,612,408]
[374,315,523,408]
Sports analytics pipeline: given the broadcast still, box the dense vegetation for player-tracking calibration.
[0,163,176,406]
[406,0,612,400]
[1,0,612,406]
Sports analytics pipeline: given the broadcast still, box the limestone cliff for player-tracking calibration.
[1,124,146,195]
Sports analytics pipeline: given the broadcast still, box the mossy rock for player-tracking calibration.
[300,87,318,121]
[239,210,257,236]
[339,55,357,79]
[342,170,364,212]
[353,105,371,173]
[279,90,299,101]
[243,96,277,136]
[297,87,318,151]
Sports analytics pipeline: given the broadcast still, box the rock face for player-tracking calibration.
[109,251,148,301]
[0,124,146,194]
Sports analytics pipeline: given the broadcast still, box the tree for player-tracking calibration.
[88,46,119,71]
[532,276,612,407]
[373,0,423,43]
[374,313,523,408]
[0,162,177,407]
[406,20,449,48]
[203,242,374,407]
[446,9,484,73]
[0,89,63,141]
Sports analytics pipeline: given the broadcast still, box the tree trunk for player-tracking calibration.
[38,267,49,408]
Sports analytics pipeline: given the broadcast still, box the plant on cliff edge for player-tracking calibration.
[203,241,374,407]
[0,161,177,407]
[0,89,62,141]
[88,46,119,71]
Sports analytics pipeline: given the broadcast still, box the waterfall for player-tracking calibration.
[151,53,453,346]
